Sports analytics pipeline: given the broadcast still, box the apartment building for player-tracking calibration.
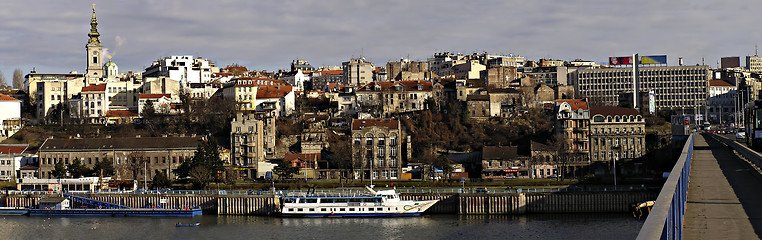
[230,113,265,179]
[573,65,711,112]
[351,119,404,180]
[589,106,646,165]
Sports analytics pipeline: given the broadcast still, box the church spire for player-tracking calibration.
[88,4,101,45]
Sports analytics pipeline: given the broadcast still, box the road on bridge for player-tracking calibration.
[684,133,762,239]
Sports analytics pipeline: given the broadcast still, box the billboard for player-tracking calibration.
[648,90,655,114]
[640,55,667,64]
[609,56,633,65]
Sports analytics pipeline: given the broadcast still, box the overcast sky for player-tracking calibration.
[1,0,760,83]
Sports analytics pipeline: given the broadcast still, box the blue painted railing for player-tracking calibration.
[637,132,695,240]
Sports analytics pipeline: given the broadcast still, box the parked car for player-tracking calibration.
[736,128,746,142]
[547,174,561,179]
[474,188,489,193]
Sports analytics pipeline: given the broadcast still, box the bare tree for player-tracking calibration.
[13,69,23,89]
[0,70,6,87]
[127,151,150,181]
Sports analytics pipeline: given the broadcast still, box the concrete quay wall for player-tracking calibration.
[2,191,657,215]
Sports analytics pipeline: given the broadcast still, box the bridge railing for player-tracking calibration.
[637,132,695,240]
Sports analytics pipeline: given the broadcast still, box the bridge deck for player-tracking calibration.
[684,134,761,239]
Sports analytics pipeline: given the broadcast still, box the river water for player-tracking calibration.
[0,213,642,240]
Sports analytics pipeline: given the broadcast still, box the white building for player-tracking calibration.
[143,55,218,86]
[255,85,295,118]
[0,144,29,181]
[280,69,309,92]
[0,94,22,140]
[708,80,736,124]
[138,94,177,117]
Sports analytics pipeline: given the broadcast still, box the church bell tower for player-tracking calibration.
[86,4,104,84]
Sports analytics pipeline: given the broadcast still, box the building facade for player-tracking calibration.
[708,80,736,124]
[573,65,711,113]
[37,136,202,180]
[554,99,590,176]
[343,58,376,86]
[351,119,403,180]
[0,94,22,140]
[230,113,265,179]
[588,106,646,170]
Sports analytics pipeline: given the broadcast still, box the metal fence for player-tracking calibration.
[637,132,695,240]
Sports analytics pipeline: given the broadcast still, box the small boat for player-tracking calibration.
[280,186,439,217]
[176,222,201,227]
[0,207,29,215]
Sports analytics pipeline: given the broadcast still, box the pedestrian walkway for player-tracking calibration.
[683,134,762,239]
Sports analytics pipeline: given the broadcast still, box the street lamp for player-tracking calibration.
[613,154,618,187]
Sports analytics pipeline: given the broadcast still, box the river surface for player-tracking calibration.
[0,213,642,240]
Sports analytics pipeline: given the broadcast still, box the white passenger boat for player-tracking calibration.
[280,186,439,217]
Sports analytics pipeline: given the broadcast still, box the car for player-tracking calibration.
[547,174,561,179]
[736,128,746,142]
[474,188,489,193]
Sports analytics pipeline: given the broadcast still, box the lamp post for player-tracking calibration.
[613,154,618,187]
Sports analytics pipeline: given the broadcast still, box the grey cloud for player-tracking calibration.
[0,0,761,80]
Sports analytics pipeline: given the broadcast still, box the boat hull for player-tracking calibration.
[28,208,202,217]
[0,208,29,215]
[281,199,439,217]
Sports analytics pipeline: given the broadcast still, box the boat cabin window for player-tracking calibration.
[334,199,347,203]
[377,207,383,211]
[305,199,318,203]
[349,198,362,203]
[309,208,315,212]
[339,208,346,211]
[349,208,355,211]
[297,208,303,212]
[321,208,327,212]
[363,198,377,203]
[368,208,374,211]
[284,198,296,203]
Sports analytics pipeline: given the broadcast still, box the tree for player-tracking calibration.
[174,138,225,189]
[224,164,239,186]
[0,70,5,87]
[188,166,214,189]
[67,158,90,178]
[326,134,353,183]
[151,170,172,189]
[91,157,115,177]
[273,159,299,180]
[52,161,67,179]
[127,152,149,180]
[432,154,454,179]
[13,69,23,89]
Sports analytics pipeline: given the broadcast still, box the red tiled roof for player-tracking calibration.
[284,152,321,162]
[139,94,171,99]
[556,99,588,111]
[316,70,343,76]
[20,165,38,170]
[0,94,19,101]
[0,144,28,154]
[256,86,293,99]
[589,106,641,117]
[483,146,518,160]
[709,80,734,87]
[81,84,107,92]
[105,110,138,117]
[351,118,399,130]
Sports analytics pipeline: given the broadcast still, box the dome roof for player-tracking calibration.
[104,60,117,68]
